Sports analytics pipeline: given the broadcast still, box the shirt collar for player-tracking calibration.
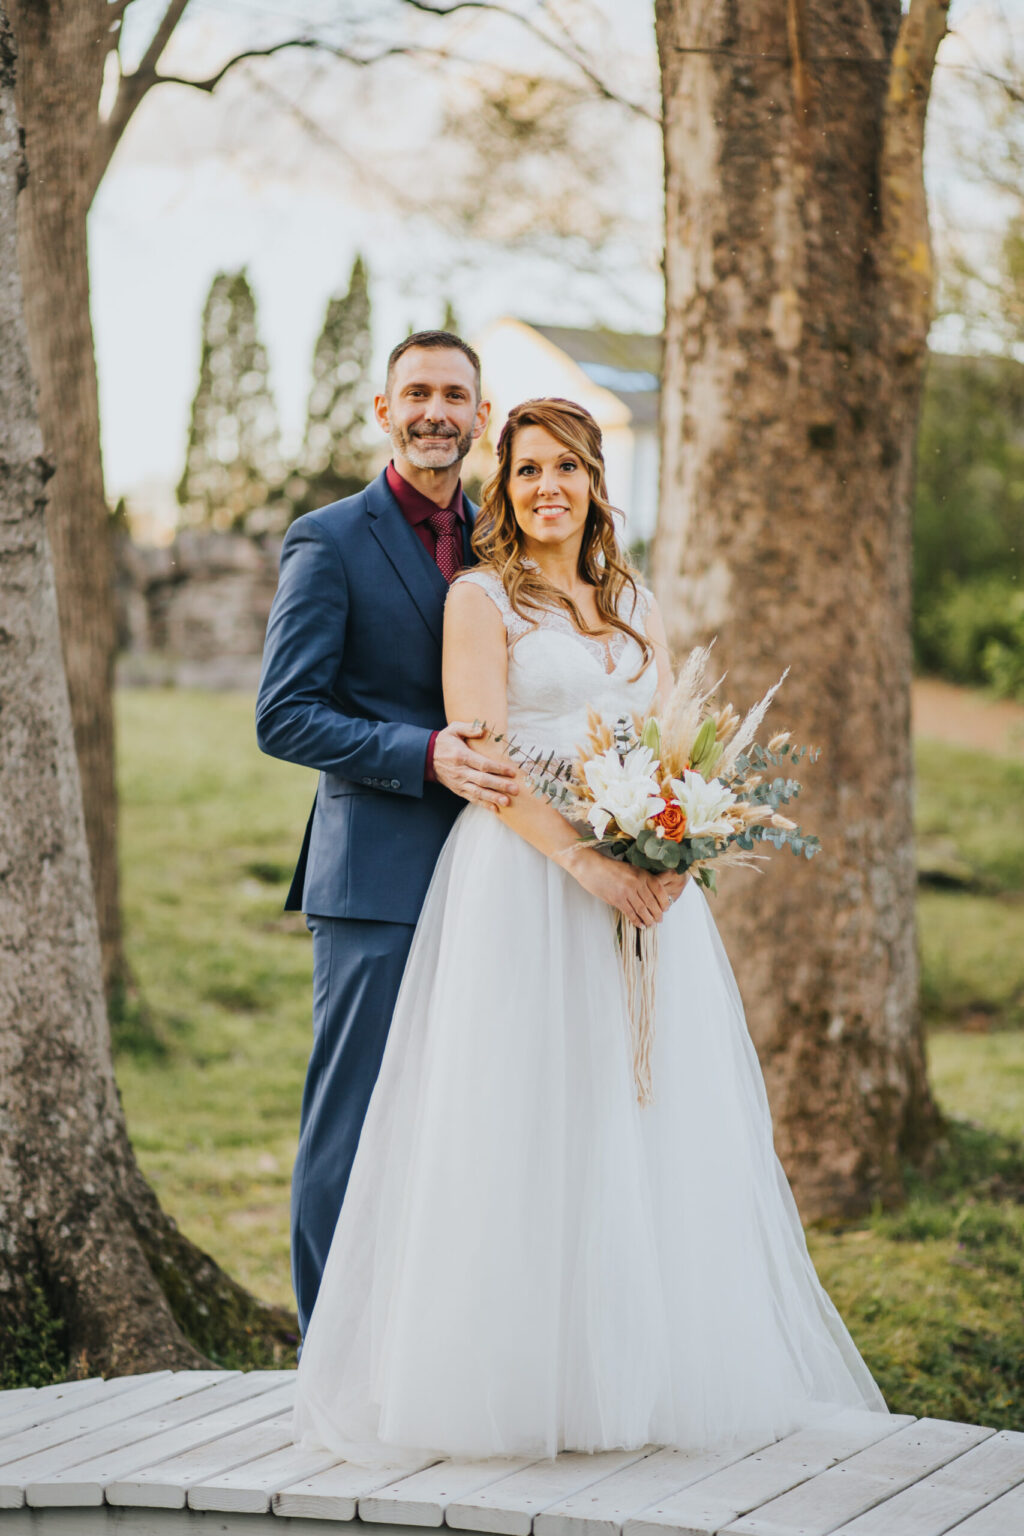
[386,460,465,526]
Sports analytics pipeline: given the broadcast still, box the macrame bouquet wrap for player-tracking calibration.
[494,643,822,1106]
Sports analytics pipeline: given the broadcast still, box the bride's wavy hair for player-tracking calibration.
[471,398,653,677]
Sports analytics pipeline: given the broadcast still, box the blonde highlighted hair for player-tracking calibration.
[470,397,653,675]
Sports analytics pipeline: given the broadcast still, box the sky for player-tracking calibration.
[86,0,1021,527]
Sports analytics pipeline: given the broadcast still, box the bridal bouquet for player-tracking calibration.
[495,643,820,1106]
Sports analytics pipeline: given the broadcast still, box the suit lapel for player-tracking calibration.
[366,470,447,646]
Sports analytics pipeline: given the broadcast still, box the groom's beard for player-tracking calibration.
[394,421,474,470]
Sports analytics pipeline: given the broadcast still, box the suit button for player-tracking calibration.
[361,777,371,785]
[390,778,401,790]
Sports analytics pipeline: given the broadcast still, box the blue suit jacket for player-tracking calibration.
[256,469,475,923]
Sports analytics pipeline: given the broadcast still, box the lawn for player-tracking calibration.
[113,692,1023,1429]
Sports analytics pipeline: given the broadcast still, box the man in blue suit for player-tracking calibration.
[256,331,517,1338]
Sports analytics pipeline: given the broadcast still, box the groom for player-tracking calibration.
[256,331,517,1338]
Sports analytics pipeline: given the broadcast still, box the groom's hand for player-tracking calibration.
[433,722,519,808]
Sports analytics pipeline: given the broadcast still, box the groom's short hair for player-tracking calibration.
[386,331,482,399]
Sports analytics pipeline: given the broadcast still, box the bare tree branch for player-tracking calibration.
[93,0,191,192]
[399,0,657,120]
[92,0,656,207]
[153,38,442,94]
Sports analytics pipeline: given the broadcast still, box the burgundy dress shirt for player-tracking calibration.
[385,462,467,783]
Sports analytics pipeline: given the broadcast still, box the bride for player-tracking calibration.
[293,396,887,1465]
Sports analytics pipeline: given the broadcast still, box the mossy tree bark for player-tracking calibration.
[653,0,949,1218]
[0,7,296,1375]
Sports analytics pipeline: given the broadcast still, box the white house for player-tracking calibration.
[469,318,661,549]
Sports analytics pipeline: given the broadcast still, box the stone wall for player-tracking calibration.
[115,532,281,689]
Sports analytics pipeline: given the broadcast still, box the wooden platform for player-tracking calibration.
[1,1371,1021,1535]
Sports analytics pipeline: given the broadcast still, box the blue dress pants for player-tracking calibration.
[292,915,415,1339]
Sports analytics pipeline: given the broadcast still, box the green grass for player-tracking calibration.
[808,1042,1024,1428]
[915,738,1024,1030]
[105,692,1023,1429]
[117,690,314,1305]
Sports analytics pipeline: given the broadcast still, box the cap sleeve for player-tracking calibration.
[452,569,533,644]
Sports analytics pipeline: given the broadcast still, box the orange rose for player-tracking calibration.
[653,802,687,842]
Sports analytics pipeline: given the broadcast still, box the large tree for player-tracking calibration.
[291,252,375,519]
[0,3,295,1374]
[177,269,284,532]
[653,0,949,1218]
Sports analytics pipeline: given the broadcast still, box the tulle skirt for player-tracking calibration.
[293,805,887,1466]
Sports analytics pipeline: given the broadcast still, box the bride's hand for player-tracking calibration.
[658,870,691,904]
[555,846,678,928]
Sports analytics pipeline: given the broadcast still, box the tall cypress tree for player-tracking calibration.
[177,270,283,531]
[293,253,374,516]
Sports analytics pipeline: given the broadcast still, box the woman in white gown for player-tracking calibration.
[294,397,887,1466]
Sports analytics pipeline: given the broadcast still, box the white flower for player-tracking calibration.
[587,805,613,840]
[583,746,665,839]
[669,769,738,838]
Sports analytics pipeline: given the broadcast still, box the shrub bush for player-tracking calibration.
[916,574,1024,698]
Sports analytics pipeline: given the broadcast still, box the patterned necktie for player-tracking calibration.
[426,505,461,583]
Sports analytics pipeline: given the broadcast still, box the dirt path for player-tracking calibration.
[912,677,1024,759]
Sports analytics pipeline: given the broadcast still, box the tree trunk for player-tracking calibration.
[0,6,296,1375]
[653,0,946,1218]
[7,0,124,999]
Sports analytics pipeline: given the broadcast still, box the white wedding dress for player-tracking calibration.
[293,570,887,1466]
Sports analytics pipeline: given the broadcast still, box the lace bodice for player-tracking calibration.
[454,567,658,759]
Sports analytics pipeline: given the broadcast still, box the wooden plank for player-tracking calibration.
[0,1507,430,1534]
[0,1388,44,1421]
[725,1418,994,1536]
[944,1476,1024,1536]
[623,1411,916,1536]
[188,1439,344,1513]
[0,1373,167,1442]
[536,1441,775,1536]
[107,1389,295,1510]
[26,1369,288,1506]
[0,1382,104,1425]
[357,1455,538,1526]
[274,1453,441,1521]
[829,1430,1024,1536]
[447,1446,658,1536]
[0,1371,227,1508]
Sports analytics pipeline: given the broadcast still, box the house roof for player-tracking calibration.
[529,324,662,429]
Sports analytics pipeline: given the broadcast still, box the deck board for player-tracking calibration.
[0,1373,224,1507]
[446,1447,658,1535]
[829,1431,1024,1536]
[724,1418,994,1536]
[535,1442,772,1536]
[0,1372,1012,1536]
[621,1409,914,1536]
[0,1379,103,1425]
[26,1371,288,1507]
[0,1374,169,1445]
[188,1439,344,1514]
[107,1392,295,1510]
[945,1476,1024,1536]
[358,1455,539,1526]
[274,1454,442,1521]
